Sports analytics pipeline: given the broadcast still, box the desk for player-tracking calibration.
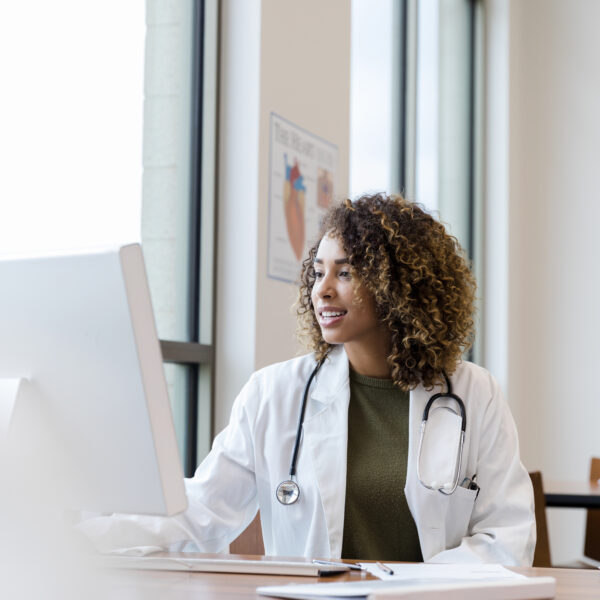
[545,481,600,508]
[103,555,600,599]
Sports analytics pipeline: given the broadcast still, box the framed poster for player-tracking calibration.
[267,113,339,283]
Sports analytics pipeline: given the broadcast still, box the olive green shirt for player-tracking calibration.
[341,370,423,562]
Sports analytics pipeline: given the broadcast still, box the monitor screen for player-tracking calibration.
[0,244,187,516]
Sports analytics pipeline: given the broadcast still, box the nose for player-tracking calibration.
[315,271,336,299]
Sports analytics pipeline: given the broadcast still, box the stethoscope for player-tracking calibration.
[275,360,466,505]
[276,355,327,505]
[416,372,466,495]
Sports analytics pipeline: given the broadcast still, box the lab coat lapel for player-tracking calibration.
[303,346,349,558]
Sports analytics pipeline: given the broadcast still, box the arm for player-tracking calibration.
[79,375,261,554]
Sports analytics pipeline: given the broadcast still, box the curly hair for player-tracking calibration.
[296,193,476,390]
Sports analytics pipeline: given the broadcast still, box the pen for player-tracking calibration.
[376,562,394,576]
[460,474,480,499]
[312,559,365,571]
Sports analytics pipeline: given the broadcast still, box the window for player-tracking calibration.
[350,0,401,197]
[0,2,144,256]
[351,0,483,356]
[142,0,219,475]
[412,0,480,260]
[412,0,484,358]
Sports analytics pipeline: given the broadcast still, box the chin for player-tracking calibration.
[320,332,344,345]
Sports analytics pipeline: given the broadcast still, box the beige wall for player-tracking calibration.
[255,0,351,369]
[485,0,600,563]
[216,0,350,432]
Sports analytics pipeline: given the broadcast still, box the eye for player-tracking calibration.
[314,270,324,280]
[339,270,351,279]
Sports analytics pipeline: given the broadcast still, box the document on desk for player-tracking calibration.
[99,555,349,576]
[257,563,556,599]
[359,562,526,581]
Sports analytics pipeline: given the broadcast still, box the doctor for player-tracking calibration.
[82,193,535,565]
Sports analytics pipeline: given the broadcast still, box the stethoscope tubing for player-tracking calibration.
[420,372,466,433]
[288,355,327,479]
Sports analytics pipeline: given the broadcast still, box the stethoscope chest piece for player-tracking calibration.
[276,480,300,505]
[276,355,328,506]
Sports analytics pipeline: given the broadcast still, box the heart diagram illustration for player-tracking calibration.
[283,154,306,261]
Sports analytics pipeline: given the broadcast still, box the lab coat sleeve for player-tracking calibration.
[78,375,261,554]
[429,373,536,565]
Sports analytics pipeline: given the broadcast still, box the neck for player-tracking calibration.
[344,332,392,379]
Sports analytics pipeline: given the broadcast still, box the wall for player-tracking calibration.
[485,0,600,563]
[216,0,351,432]
[255,1,351,369]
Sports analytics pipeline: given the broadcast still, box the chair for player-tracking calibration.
[551,457,600,569]
[230,512,265,555]
[560,457,600,568]
[529,471,552,567]
[583,457,600,563]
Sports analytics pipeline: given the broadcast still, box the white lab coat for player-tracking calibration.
[82,345,535,565]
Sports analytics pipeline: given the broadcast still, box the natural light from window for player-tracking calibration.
[0,2,145,257]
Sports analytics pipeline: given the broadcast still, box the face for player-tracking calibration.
[310,235,382,348]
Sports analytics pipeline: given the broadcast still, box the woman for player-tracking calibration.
[82,193,535,565]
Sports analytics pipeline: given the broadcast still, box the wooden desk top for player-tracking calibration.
[102,555,600,600]
[545,480,600,508]
[512,566,600,599]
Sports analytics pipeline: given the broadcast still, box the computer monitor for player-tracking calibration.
[0,244,187,516]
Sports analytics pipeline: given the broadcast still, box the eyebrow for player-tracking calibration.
[314,257,350,264]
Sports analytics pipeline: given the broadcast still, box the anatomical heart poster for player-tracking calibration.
[267,113,339,283]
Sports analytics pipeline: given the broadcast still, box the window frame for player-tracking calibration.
[157,0,219,477]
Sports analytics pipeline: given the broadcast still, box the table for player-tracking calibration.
[545,481,600,508]
[102,555,600,599]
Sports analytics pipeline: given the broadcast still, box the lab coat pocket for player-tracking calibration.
[445,485,477,548]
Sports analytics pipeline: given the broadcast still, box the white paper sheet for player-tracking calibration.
[358,562,526,581]
[257,575,556,600]
[99,555,348,576]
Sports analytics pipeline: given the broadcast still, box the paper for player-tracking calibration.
[99,555,348,576]
[109,546,163,557]
[257,575,556,600]
[359,562,525,581]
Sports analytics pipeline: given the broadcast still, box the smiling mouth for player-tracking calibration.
[320,310,347,318]
[318,309,348,327]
